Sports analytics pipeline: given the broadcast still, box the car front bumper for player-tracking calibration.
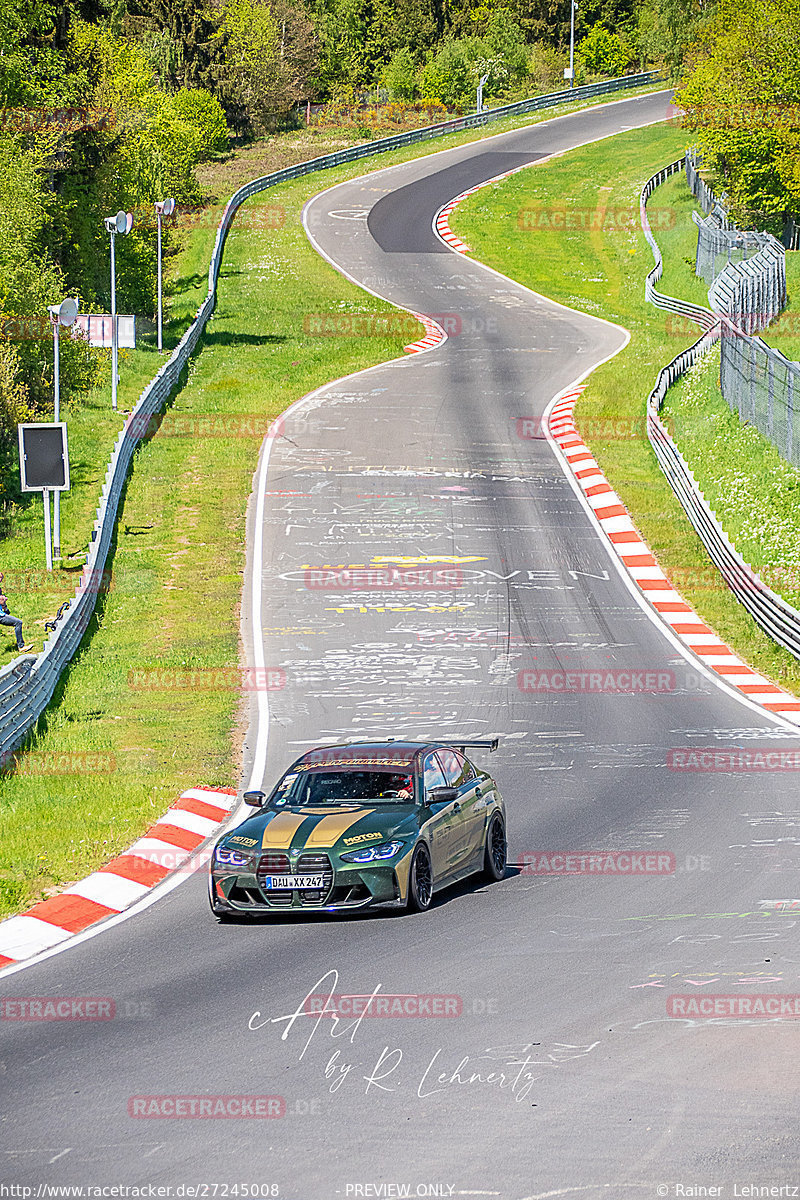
[210,860,408,913]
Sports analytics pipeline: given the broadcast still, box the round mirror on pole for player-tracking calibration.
[57,297,79,327]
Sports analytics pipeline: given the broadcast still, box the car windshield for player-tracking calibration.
[269,768,416,807]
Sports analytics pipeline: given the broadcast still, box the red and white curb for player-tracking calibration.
[434,162,537,254]
[0,786,237,970]
[404,313,447,354]
[548,387,800,723]
[435,195,473,252]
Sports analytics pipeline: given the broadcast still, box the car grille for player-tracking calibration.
[255,851,334,906]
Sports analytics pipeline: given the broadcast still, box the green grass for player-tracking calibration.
[0,86,668,920]
[661,347,800,609]
[451,123,800,695]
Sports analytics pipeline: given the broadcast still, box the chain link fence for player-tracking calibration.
[708,239,786,334]
[684,151,797,462]
[692,210,774,287]
[718,323,800,466]
[642,163,800,664]
[687,151,786,316]
[685,151,717,215]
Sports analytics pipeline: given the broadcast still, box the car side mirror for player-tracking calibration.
[243,789,266,807]
[427,786,458,804]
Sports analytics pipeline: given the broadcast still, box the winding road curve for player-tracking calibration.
[2,91,799,1196]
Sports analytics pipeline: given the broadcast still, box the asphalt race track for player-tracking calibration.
[2,91,800,1198]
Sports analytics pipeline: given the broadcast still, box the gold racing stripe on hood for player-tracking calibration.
[261,813,309,848]
[305,809,376,848]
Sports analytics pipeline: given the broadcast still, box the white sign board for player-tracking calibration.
[73,314,136,349]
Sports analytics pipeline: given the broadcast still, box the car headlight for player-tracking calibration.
[214,844,254,869]
[340,841,404,864]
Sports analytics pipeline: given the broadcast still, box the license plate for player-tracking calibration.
[263,874,325,890]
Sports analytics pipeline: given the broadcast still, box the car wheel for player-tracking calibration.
[407,844,433,912]
[482,814,507,882]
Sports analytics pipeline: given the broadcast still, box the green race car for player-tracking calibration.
[209,739,506,917]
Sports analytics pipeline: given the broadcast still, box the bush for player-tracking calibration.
[165,88,229,159]
[119,111,205,205]
[420,41,473,109]
[577,24,634,77]
[382,48,418,101]
[527,42,569,94]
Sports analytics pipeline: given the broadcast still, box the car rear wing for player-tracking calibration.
[431,737,499,753]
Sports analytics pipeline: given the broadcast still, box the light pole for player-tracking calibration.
[154,198,175,352]
[103,210,133,411]
[477,73,489,114]
[568,0,578,89]
[48,297,79,562]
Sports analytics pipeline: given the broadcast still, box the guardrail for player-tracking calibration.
[641,159,800,662]
[641,158,718,332]
[0,71,665,763]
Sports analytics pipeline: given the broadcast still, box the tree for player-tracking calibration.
[212,0,317,129]
[419,39,473,106]
[526,41,568,93]
[0,132,101,420]
[166,87,229,158]
[124,0,219,91]
[577,23,633,76]
[0,0,93,106]
[636,0,715,79]
[382,47,418,99]
[675,0,800,225]
[463,9,528,95]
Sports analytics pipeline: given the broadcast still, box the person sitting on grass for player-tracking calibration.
[0,573,33,653]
